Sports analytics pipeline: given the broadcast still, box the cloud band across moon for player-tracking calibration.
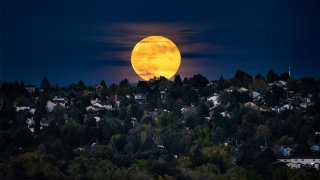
[93,22,227,82]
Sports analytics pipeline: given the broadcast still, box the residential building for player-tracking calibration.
[278,158,320,170]
[279,145,292,157]
[46,97,67,112]
[134,93,146,104]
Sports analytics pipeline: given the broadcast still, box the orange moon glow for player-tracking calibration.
[131,36,181,80]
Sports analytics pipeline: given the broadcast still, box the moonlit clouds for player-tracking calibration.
[2,0,319,85]
[94,22,228,82]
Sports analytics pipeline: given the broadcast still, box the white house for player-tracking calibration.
[181,107,188,114]
[277,80,287,87]
[90,98,99,105]
[16,106,31,112]
[86,106,97,111]
[238,87,248,92]
[273,104,294,113]
[131,117,138,127]
[278,158,320,170]
[94,116,101,122]
[46,97,67,112]
[251,91,261,99]
[26,117,34,126]
[86,102,112,111]
[86,98,113,111]
[94,102,112,110]
[281,104,293,111]
[220,111,231,118]
[207,94,220,107]
[224,88,233,92]
[30,108,36,114]
[116,100,120,108]
[26,117,35,133]
[25,86,36,94]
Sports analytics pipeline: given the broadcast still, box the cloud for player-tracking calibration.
[91,22,235,82]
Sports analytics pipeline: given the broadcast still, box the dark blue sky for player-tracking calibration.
[1,0,320,86]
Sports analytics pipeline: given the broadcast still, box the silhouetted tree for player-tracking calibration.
[77,80,86,90]
[173,74,183,87]
[41,77,51,91]
[231,69,253,88]
[266,70,279,82]
[99,80,107,88]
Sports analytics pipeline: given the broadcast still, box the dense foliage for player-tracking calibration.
[0,70,320,179]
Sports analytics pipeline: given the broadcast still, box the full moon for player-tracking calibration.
[131,36,181,80]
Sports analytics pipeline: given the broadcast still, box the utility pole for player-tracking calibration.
[288,67,291,77]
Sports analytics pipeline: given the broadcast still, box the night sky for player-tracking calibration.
[1,0,320,86]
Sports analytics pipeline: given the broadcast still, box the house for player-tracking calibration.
[134,93,146,104]
[74,147,85,152]
[181,107,188,114]
[26,117,35,133]
[86,102,112,111]
[277,80,287,87]
[311,145,320,152]
[224,88,233,92]
[281,104,293,111]
[86,98,113,111]
[144,108,159,119]
[90,98,99,105]
[15,104,36,114]
[26,117,34,127]
[29,108,36,114]
[40,117,51,127]
[125,94,131,99]
[220,111,231,118]
[46,96,67,112]
[286,162,301,169]
[238,87,248,92]
[86,106,98,111]
[95,102,112,110]
[244,102,258,111]
[131,117,138,127]
[251,91,261,99]
[279,145,292,157]
[300,95,313,109]
[108,93,118,105]
[207,94,220,107]
[95,84,104,93]
[273,104,294,113]
[204,116,211,122]
[16,106,31,112]
[271,106,281,113]
[116,100,120,109]
[93,116,101,122]
[300,102,314,109]
[160,90,166,100]
[91,142,98,148]
[25,86,36,94]
[278,158,320,170]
